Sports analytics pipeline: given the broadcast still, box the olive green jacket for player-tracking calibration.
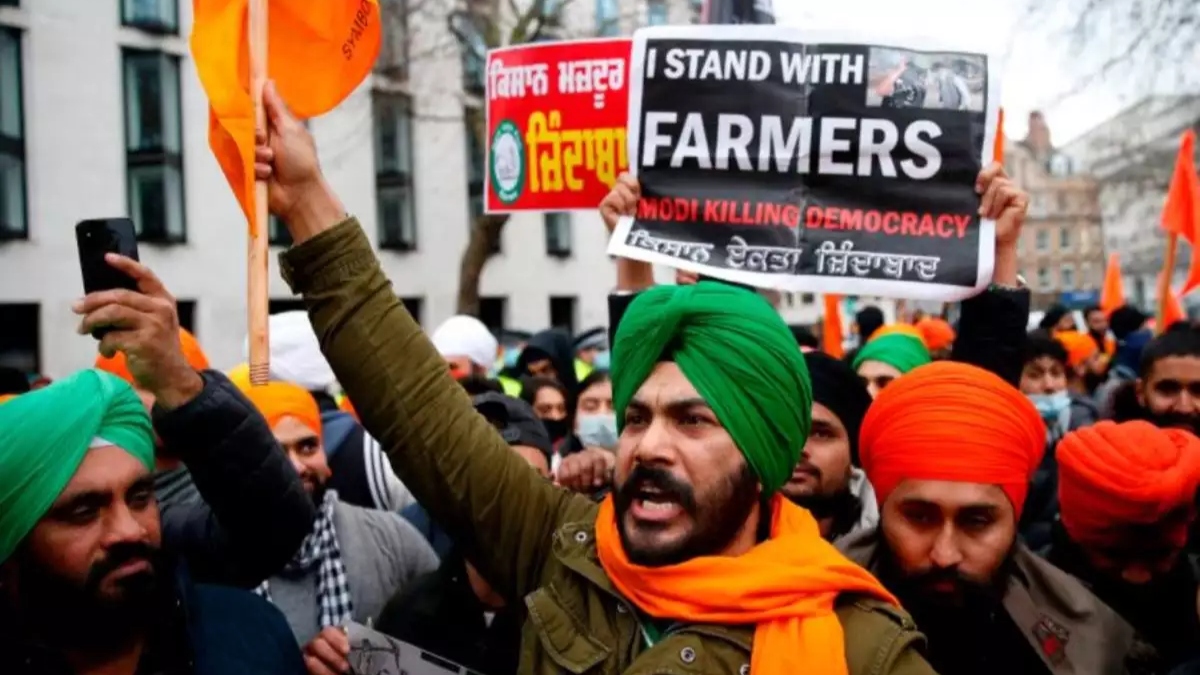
[280,219,937,675]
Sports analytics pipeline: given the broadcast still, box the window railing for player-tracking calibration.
[123,49,186,243]
[0,27,25,240]
[121,0,180,35]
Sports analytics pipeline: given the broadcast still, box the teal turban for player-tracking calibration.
[852,333,932,375]
[611,282,812,494]
[0,369,154,562]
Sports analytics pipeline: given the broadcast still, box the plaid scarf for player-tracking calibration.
[254,489,354,628]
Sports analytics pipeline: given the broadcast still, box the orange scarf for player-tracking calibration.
[595,495,897,675]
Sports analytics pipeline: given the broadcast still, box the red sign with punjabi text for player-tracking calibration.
[485,39,632,213]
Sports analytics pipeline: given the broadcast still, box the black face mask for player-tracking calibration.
[540,417,569,442]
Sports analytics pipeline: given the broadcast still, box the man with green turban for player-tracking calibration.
[852,330,932,398]
[0,370,305,675]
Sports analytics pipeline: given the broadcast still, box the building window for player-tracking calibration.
[0,303,38,373]
[1080,263,1093,287]
[1057,192,1069,213]
[1059,226,1070,249]
[378,0,410,81]
[1035,228,1048,252]
[1061,265,1075,290]
[478,296,507,333]
[0,0,17,7]
[400,296,423,326]
[268,215,292,247]
[646,0,669,25]
[801,293,815,305]
[0,27,25,240]
[268,299,306,315]
[121,0,179,34]
[459,21,486,95]
[596,0,620,36]
[550,296,577,335]
[544,212,571,257]
[176,299,196,333]
[1037,266,1051,290]
[374,92,417,251]
[123,49,185,243]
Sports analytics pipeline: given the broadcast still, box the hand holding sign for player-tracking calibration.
[976,161,1028,248]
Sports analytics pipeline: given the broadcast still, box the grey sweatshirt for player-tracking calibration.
[270,496,440,645]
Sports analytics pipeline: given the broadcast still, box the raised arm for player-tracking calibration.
[259,82,593,602]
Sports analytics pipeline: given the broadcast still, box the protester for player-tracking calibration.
[1097,326,1156,421]
[255,82,934,672]
[0,371,305,675]
[516,327,580,397]
[1040,304,1077,333]
[264,311,414,512]
[1127,325,1200,434]
[852,330,932,398]
[238,380,439,649]
[790,324,821,352]
[916,317,956,359]
[430,314,499,381]
[1055,330,1107,396]
[574,326,607,379]
[843,361,1141,674]
[519,375,571,455]
[844,306,886,364]
[781,351,877,541]
[75,255,316,588]
[1084,304,1115,359]
[1050,421,1200,669]
[383,392,554,675]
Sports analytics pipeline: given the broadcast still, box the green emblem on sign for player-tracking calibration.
[490,120,526,205]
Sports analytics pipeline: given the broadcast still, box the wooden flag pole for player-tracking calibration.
[1157,232,1178,334]
[248,0,270,385]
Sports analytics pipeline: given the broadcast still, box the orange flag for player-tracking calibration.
[822,295,844,358]
[1159,130,1200,294]
[191,0,382,235]
[1099,252,1125,315]
[1161,282,1188,330]
[993,107,1004,164]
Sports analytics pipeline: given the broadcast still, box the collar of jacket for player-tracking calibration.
[838,527,1136,674]
[2,560,195,675]
[549,518,755,655]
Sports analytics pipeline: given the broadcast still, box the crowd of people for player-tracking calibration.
[1,81,1199,675]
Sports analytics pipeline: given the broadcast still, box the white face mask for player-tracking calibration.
[1028,390,1071,422]
[576,413,618,450]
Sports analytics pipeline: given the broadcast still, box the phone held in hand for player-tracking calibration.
[76,218,140,340]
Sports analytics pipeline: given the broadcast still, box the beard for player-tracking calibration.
[613,463,758,567]
[876,535,1014,619]
[1144,409,1200,436]
[12,541,164,650]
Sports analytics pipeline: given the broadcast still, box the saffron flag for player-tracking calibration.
[1099,252,1125,315]
[191,0,382,235]
[993,107,1004,165]
[1161,279,1188,330]
[822,294,844,358]
[1159,130,1200,294]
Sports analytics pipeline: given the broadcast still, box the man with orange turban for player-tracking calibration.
[1047,421,1200,669]
[840,361,1139,674]
[236,379,438,663]
[915,317,955,359]
[1054,330,1106,397]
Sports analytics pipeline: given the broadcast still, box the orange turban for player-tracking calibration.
[1057,421,1200,548]
[239,381,322,437]
[95,329,210,384]
[1054,331,1099,369]
[915,318,955,351]
[859,361,1046,517]
[870,323,926,345]
[338,396,358,421]
[0,394,15,405]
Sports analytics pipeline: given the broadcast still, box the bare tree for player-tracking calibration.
[1022,0,1198,108]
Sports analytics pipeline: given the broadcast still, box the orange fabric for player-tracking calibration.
[191,0,381,235]
[859,361,1045,517]
[1055,331,1099,369]
[0,394,16,405]
[338,396,358,421]
[95,329,210,384]
[1100,253,1125,316]
[238,380,322,436]
[594,495,896,675]
[1161,279,1188,330]
[869,323,926,345]
[915,317,955,351]
[1058,421,1200,548]
[822,294,844,358]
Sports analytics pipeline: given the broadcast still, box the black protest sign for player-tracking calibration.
[608,25,1002,300]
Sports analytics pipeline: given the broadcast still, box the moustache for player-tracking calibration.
[85,542,159,590]
[790,461,821,481]
[1148,411,1200,435]
[614,465,697,514]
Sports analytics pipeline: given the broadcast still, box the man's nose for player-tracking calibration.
[103,502,150,546]
[929,525,964,568]
[631,418,676,467]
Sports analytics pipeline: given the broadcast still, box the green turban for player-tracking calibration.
[611,282,812,494]
[852,333,932,374]
[0,369,154,562]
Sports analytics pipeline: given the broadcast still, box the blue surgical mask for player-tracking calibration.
[576,413,618,450]
[503,347,521,368]
[1028,390,1071,421]
[593,350,611,371]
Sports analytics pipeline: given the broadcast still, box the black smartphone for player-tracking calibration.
[76,218,140,339]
